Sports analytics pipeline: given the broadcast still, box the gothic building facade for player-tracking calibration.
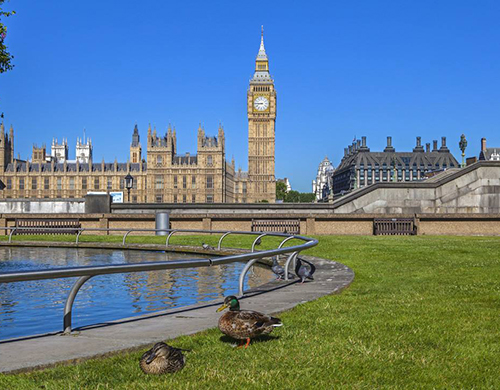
[0,31,277,203]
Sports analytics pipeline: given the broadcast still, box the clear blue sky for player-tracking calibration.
[1,0,499,192]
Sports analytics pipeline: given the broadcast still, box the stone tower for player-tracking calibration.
[76,133,92,163]
[51,138,68,162]
[130,124,142,163]
[0,122,14,173]
[32,144,47,163]
[247,27,276,202]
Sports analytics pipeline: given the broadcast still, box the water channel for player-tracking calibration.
[0,247,273,341]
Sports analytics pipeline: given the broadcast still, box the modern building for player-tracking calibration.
[0,30,277,203]
[312,156,334,201]
[332,136,459,195]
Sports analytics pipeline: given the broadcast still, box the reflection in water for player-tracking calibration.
[0,247,272,341]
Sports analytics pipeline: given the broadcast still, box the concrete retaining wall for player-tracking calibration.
[333,161,500,214]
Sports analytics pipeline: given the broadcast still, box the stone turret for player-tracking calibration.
[76,132,92,163]
[130,124,142,163]
[51,138,68,162]
[0,122,14,172]
[32,144,47,163]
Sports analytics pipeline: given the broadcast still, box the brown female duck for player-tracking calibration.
[216,295,282,348]
[139,342,186,375]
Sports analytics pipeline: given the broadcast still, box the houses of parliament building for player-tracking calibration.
[0,31,277,204]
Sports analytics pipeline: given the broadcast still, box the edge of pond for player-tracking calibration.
[0,242,354,374]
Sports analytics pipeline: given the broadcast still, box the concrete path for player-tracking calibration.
[0,255,354,374]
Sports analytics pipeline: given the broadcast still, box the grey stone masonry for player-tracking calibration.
[332,161,500,214]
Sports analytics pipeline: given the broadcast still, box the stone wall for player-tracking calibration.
[3,212,500,236]
[333,161,500,214]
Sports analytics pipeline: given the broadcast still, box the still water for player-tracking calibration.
[0,247,272,341]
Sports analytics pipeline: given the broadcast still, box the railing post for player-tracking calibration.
[284,251,299,281]
[63,275,93,334]
[8,227,16,243]
[217,232,232,250]
[238,257,259,297]
[76,228,85,244]
[278,235,296,249]
[165,230,178,247]
[251,233,268,252]
[122,230,132,246]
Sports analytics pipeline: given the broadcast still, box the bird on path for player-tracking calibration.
[216,295,282,349]
[202,243,214,250]
[139,342,188,375]
[295,257,316,284]
[271,256,293,280]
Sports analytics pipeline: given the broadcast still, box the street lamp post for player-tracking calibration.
[125,173,134,202]
[459,134,468,168]
[391,156,398,182]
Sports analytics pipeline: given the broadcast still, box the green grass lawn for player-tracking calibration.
[1,235,499,389]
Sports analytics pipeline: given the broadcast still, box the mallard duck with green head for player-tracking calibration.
[139,342,186,375]
[216,295,282,348]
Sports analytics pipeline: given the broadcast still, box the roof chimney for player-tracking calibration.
[426,143,430,153]
[432,140,438,151]
[413,136,424,152]
[481,138,487,151]
[439,136,449,152]
[384,136,395,152]
[359,136,370,152]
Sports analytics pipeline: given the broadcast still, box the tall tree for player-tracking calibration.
[299,193,315,203]
[0,0,15,74]
[276,181,287,201]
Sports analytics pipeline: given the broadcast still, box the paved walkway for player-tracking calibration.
[0,254,354,374]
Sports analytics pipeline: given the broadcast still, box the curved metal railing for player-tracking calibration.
[0,227,317,334]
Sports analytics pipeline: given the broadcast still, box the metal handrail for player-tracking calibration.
[278,235,296,249]
[217,232,232,250]
[122,230,132,245]
[0,227,318,334]
[251,233,268,252]
[284,251,299,281]
[8,227,16,243]
[76,228,85,244]
[165,229,178,246]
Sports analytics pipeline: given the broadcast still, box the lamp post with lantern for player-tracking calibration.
[125,173,134,202]
[459,134,468,168]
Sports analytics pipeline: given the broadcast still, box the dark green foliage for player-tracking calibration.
[276,182,315,203]
[0,0,15,74]
[275,181,287,201]
[298,192,315,203]
[284,190,300,202]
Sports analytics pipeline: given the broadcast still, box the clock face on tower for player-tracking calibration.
[253,96,269,111]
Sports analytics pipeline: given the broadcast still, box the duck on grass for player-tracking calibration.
[216,295,282,349]
[139,342,190,375]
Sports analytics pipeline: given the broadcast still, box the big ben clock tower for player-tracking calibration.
[247,27,276,203]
